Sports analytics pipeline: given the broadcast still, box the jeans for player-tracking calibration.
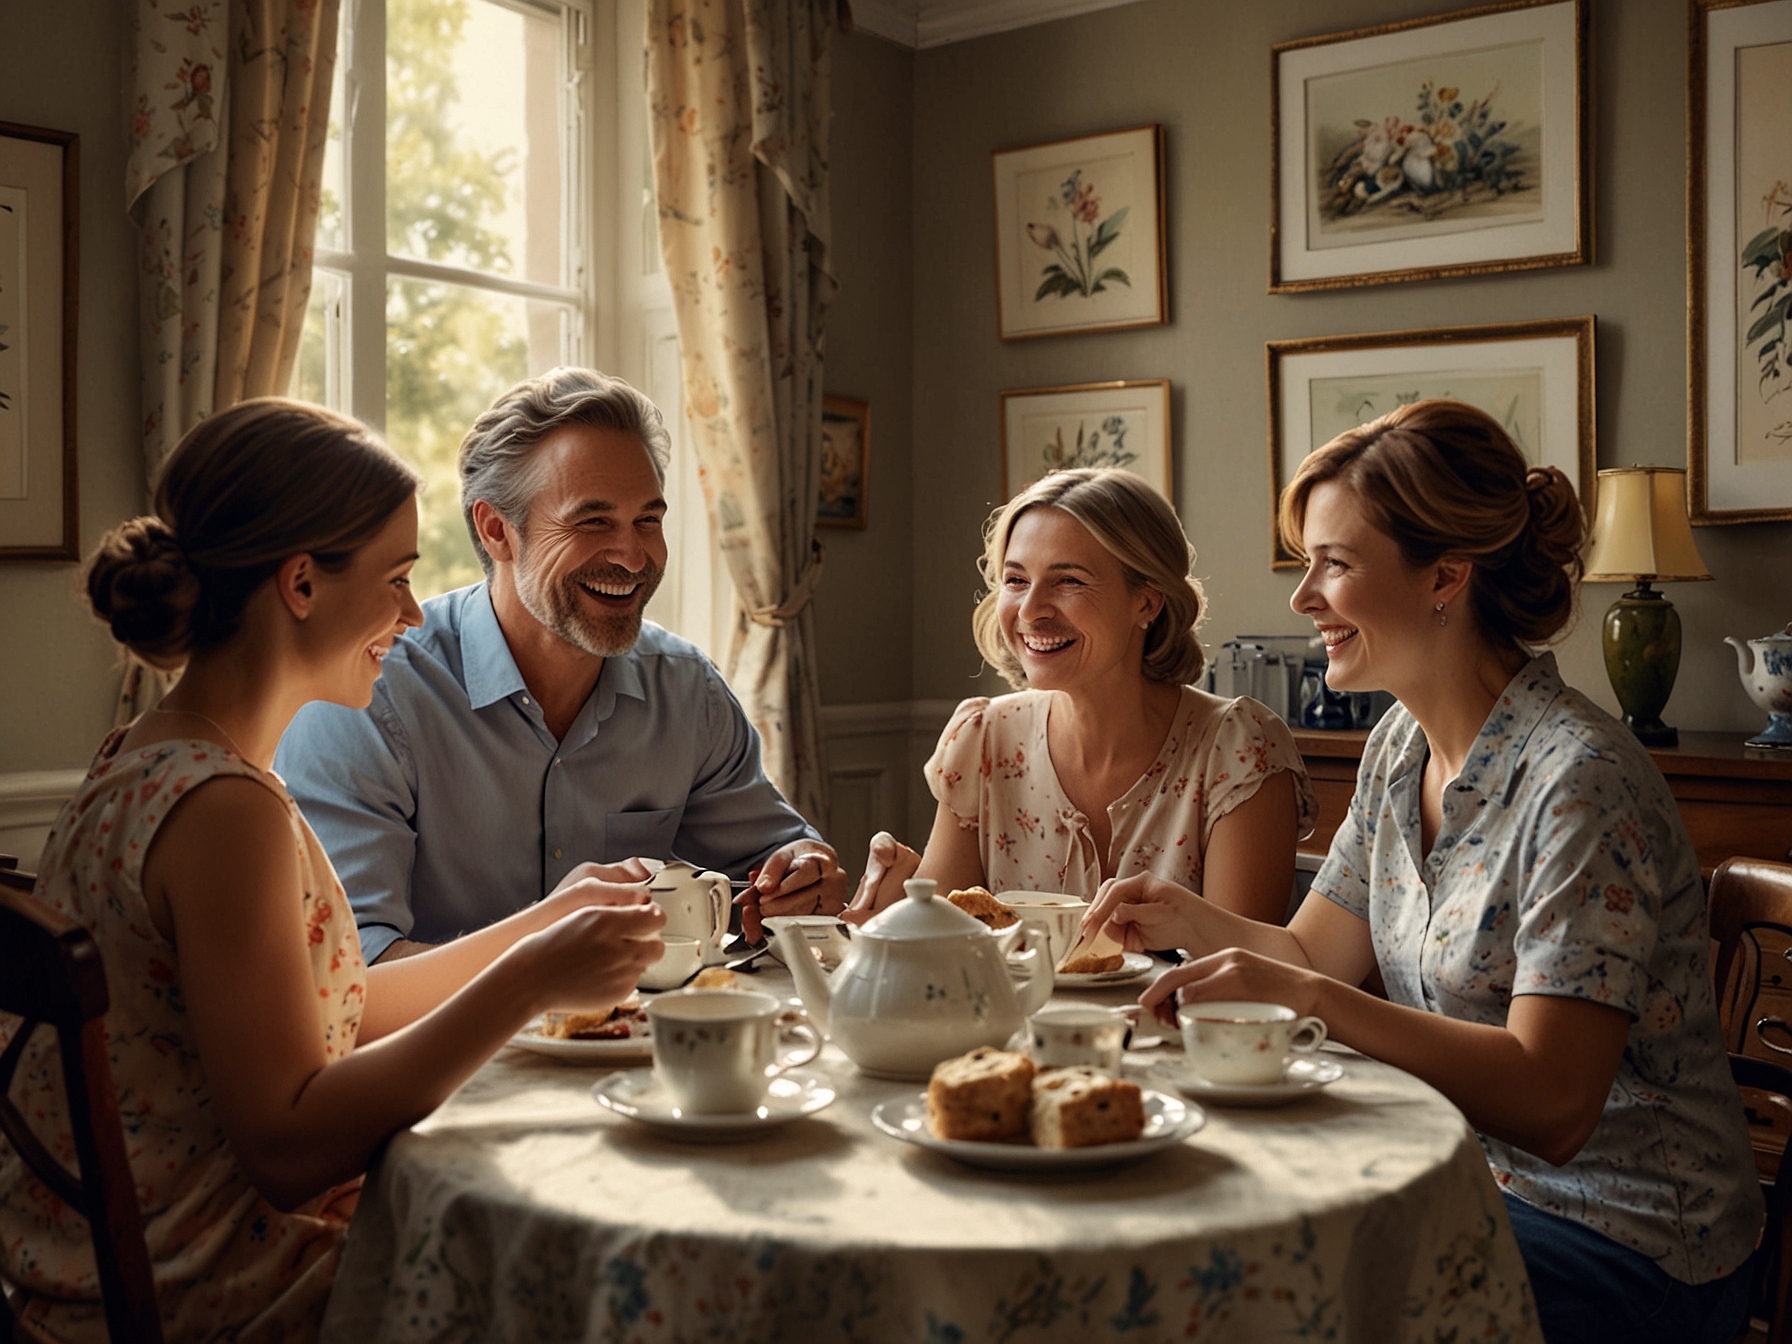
[1503,1191,1755,1344]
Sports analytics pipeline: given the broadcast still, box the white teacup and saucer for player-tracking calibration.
[1150,1000,1344,1107]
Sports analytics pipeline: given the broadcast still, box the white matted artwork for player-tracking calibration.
[991,126,1167,340]
[1267,318,1594,568]
[1271,0,1588,291]
[999,380,1172,499]
[1690,0,1792,522]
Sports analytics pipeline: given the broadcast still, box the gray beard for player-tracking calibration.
[513,549,664,659]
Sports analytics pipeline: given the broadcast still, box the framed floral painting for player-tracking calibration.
[1689,0,1792,523]
[1266,317,1594,568]
[0,121,78,561]
[999,380,1172,498]
[1270,0,1590,292]
[817,395,869,530]
[991,126,1167,340]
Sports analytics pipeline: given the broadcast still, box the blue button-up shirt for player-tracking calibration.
[275,583,818,961]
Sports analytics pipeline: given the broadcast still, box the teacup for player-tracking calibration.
[636,934,703,991]
[645,989,821,1114]
[1177,1000,1327,1086]
[1003,891,1091,968]
[648,862,732,965]
[766,915,852,970]
[1027,1003,1127,1073]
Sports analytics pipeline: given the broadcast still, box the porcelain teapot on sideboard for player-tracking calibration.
[1725,625,1792,748]
[766,879,1054,1081]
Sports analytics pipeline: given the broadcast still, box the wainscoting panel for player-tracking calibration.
[0,768,84,873]
[819,699,957,882]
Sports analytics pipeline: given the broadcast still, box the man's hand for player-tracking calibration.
[841,831,921,927]
[740,841,847,921]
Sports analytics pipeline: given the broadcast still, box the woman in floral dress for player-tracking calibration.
[0,400,665,1343]
[1089,401,1762,1343]
[847,467,1316,922]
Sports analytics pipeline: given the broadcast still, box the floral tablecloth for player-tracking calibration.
[319,972,1539,1344]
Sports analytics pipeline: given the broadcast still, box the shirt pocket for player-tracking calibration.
[604,807,683,861]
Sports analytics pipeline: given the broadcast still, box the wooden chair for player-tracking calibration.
[1732,1054,1792,1344]
[0,867,163,1343]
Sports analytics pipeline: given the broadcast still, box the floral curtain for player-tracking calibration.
[120,0,340,720]
[646,0,837,827]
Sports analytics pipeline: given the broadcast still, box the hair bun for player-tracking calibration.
[1521,466,1587,576]
[85,516,201,667]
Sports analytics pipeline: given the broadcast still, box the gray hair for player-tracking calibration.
[458,367,673,576]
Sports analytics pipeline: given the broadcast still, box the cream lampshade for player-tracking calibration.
[1582,467,1711,747]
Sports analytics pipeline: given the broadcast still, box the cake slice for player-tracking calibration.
[926,1046,1036,1141]
[1030,1067,1146,1148]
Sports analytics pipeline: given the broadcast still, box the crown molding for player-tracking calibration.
[848,0,1151,50]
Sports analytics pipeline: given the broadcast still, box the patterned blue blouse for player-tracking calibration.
[1312,653,1762,1284]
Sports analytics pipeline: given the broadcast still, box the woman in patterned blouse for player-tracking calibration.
[0,401,665,1343]
[1085,401,1761,1344]
[846,467,1316,922]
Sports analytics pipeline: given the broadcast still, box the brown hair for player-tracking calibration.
[971,468,1207,690]
[86,399,422,668]
[1277,399,1585,647]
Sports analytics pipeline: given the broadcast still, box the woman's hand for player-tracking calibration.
[545,867,656,919]
[1137,945,1328,1028]
[842,831,922,926]
[554,857,656,888]
[1082,872,1205,952]
[513,900,668,1015]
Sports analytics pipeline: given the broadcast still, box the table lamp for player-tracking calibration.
[1582,466,1711,748]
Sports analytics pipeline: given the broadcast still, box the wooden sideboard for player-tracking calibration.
[1293,728,1792,878]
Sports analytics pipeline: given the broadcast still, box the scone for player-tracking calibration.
[690,966,740,990]
[1030,1067,1146,1148]
[945,886,1019,930]
[926,1046,1036,1141]
[1058,950,1125,975]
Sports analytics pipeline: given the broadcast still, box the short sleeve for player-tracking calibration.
[924,697,992,829]
[1311,789,1372,920]
[1201,697,1319,845]
[1508,750,1666,1019]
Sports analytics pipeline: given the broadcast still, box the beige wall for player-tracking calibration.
[0,0,142,774]
[897,0,1792,731]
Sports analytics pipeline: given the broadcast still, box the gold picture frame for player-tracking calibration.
[817,395,870,530]
[991,125,1168,340]
[1688,0,1792,524]
[1266,317,1596,568]
[999,379,1172,500]
[0,121,79,561]
[1270,0,1591,293]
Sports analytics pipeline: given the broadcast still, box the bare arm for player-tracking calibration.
[149,780,664,1211]
[1199,771,1299,924]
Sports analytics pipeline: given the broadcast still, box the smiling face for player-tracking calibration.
[507,423,667,658]
[1289,480,1442,696]
[996,505,1160,694]
[306,494,423,707]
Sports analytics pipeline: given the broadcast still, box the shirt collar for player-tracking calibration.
[461,584,530,710]
[1455,652,1564,805]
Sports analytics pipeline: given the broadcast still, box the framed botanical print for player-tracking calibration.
[991,125,1167,340]
[817,395,869,530]
[0,121,78,561]
[1270,0,1590,292]
[1266,317,1595,567]
[1689,0,1792,523]
[999,380,1172,499]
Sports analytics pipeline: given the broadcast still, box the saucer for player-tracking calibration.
[590,1068,836,1139]
[870,1088,1204,1172]
[1052,951,1156,989]
[1149,1055,1344,1107]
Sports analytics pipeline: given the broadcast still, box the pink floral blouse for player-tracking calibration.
[0,733,366,1344]
[925,688,1318,899]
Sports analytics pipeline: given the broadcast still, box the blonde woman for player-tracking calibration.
[1086,402,1761,1343]
[848,468,1315,922]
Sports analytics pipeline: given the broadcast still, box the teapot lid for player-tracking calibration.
[858,878,990,942]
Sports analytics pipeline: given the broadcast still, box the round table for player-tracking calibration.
[318,968,1540,1343]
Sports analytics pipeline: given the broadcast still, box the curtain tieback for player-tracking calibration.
[747,538,825,628]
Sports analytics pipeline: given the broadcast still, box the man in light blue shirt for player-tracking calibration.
[276,369,844,962]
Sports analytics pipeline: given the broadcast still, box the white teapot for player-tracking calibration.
[1725,625,1792,747]
[646,862,731,965]
[767,878,1054,1080]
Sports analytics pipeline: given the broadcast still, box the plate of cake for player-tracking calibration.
[870,1046,1204,1172]
[510,994,654,1062]
[1053,950,1156,989]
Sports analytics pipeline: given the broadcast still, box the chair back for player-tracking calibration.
[1713,857,1792,1063]
[1732,1054,1792,1344]
[0,867,163,1343]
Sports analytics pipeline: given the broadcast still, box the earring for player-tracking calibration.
[1140,620,1152,629]
[1435,602,1447,628]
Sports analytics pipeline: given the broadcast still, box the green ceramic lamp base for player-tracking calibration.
[1601,584,1682,749]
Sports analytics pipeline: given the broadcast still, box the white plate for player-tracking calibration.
[1052,950,1157,989]
[509,1021,654,1064]
[870,1087,1204,1172]
[590,1068,836,1139]
[1149,1055,1344,1107]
